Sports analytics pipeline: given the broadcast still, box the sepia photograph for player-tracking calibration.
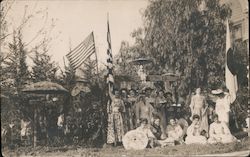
[0,0,249,156]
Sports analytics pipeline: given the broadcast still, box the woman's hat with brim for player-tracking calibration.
[211,89,223,95]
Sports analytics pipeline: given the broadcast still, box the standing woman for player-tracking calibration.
[135,95,154,126]
[213,89,231,126]
[121,89,130,133]
[155,90,167,133]
[127,89,137,129]
[107,89,125,146]
[189,88,209,133]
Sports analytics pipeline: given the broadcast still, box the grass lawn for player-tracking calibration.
[2,137,250,157]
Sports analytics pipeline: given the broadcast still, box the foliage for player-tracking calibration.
[59,60,76,91]
[2,31,30,92]
[233,40,249,88]
[79,57,99,85]
[1,30,30,131]
[115,0,234,95]
[114,41,139,82]
[0,2,61,143]
[31,48,59,83]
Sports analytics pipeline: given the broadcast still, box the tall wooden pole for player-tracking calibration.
[33,105,37,147]
[247,66,250,136]
[30,100,38,147]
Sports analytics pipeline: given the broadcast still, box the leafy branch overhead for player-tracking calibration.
[115,0,235,94]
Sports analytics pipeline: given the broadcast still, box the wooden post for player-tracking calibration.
[33,104,37,147]
[248,103,250,137]
[30,99,39,148]
[247,66,249,136]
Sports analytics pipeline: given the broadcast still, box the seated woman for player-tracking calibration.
[150,117,164,140]
[185,114,207,144]
[166,117,184,144]
[208,114,237,144]
[136,118,158,148]
[176,112,189,141]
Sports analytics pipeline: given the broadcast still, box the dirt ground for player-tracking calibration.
[2,137,250,157]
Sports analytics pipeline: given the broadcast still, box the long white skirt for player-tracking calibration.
[208,134,237,144]
[185,135,207,144]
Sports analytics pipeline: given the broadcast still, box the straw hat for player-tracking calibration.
[211,89,223,95]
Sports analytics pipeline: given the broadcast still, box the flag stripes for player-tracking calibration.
[106,19,114,88]
[66,32,95,70]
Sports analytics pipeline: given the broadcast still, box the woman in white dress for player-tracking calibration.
[166,117,184,144]
[185,114,207,144]
[208,114,237,144]
[189,88,208,133]
[214,89,231,126]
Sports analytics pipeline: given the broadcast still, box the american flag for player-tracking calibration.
[66,32,95,70]
[106,19,114,91]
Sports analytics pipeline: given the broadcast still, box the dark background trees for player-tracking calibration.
[115,0,248,93]
[114,0,248,130]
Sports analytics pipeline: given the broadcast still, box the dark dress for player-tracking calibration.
[150,123,162,140]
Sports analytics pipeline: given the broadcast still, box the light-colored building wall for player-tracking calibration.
[221,0,249,42]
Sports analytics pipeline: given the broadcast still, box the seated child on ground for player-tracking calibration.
[208,114,237,144]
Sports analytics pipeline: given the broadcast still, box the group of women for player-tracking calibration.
[106,86,239,148]
[106,86,174,145]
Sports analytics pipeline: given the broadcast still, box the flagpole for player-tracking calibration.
[63,56,66,69]
[92,31,100,84]
[225,19,238,103]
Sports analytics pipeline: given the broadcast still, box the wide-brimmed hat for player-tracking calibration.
[211,89,223,95]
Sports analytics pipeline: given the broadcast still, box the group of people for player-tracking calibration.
[1,84,240,149]
[2,97,103,147]
[106,86,239,148]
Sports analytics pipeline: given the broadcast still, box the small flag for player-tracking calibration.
[225,20,238,103]
[66,32,95,70]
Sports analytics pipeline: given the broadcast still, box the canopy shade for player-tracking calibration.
[130,58,152,65]
[162,72,180,81]
[22,81,69,94]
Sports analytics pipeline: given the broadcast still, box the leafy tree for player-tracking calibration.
[2,30,30,94]
[0,30,30,129]
[31,47,59,82]
[80,57,99,85]
[59,60,76,91]
[115,0,232,95]
[233,40,248,89]
[114,41,138,78]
